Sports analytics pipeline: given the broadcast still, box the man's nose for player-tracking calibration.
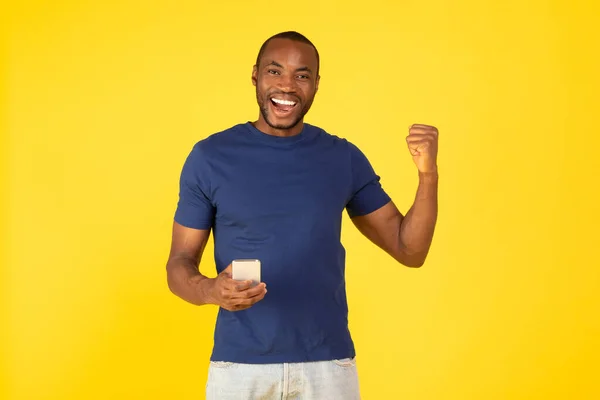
[277,73,297,92]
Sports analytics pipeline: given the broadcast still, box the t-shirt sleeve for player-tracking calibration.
[346,142,391,218]
[173,143,215,230]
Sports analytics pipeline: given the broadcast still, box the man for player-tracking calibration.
[166,31,438,399]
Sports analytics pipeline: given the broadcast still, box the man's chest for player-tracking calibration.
[209,151,351,227]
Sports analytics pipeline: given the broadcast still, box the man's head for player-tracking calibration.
[252,31,320,134]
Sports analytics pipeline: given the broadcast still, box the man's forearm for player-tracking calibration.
[399,171,438,266]
[166,257,214,306]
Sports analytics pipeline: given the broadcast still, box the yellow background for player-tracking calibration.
[2,0,599,399]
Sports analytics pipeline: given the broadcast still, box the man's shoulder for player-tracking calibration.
[305,123,352,147]
[188,122,248,153]
[306,123,365,155]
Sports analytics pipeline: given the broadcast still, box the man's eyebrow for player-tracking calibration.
[266,61,284,68]
[295,66,313,74]
[264,61,313,74]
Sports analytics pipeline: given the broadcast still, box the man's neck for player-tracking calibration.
[252,118,304,138]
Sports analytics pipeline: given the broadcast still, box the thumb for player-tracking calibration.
[408,146,420,156]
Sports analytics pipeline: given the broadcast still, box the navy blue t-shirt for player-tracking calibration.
[174,122,391,364]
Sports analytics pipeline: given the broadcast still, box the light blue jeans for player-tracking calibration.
[205,358,361,399]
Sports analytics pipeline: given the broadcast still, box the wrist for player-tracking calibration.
[192,275,216,306]
[418,169,438,181]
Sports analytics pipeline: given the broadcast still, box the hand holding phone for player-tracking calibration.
[207,260,266,312]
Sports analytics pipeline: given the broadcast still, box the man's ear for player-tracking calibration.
[252,65,258,86]
[315,75,320,92]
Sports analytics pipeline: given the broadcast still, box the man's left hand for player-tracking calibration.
[406,124,439,174]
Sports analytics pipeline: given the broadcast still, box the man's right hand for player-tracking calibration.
[202,264,267,311]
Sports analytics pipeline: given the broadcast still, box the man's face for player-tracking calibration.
[252,39,320,132]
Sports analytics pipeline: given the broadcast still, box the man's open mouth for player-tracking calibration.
[270,97,298,113]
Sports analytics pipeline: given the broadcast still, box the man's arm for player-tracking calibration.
[166,221,268,309]
[351,172,438,267]
[350,123,439,267]
[166,221,214,305]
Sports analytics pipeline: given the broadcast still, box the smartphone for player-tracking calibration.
[231,259,261,287]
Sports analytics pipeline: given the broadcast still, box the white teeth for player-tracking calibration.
[271,98,296,106]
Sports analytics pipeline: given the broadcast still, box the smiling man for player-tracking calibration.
[253,37,319,134]
[166,31,439,400]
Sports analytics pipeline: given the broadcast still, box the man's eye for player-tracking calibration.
[297,75,309,79]
[268,70,280,75]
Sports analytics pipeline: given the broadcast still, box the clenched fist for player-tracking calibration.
[205,264,267,311]
[407,124,439,174]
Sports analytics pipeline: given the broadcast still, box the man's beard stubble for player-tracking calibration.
[256,89,312,131]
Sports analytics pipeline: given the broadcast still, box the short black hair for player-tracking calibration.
[255,31,320,75]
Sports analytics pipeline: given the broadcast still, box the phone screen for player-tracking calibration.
[231,259,261,286]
